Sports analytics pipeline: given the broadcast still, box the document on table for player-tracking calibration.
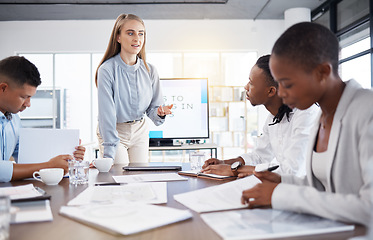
[173,175,261,213]
[67,182,167,205]
[18,128,79,164]
[201,209,355,240]
[112,173,188,183]
[0,184,43,200]
[60,203,192,235]
[11,200,53,224]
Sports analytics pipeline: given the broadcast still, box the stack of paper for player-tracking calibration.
[61,180,193,235]
[60,203,192,235]
[174,175,261,213]
[112,173,188,183]
[201,209,354,239]
[67,182,167,205]
[0,184,43,200]
[11,200,53,224]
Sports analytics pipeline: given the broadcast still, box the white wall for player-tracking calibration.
[0,19,285,135]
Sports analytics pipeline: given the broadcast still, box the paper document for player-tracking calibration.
[201,209,354,240]
[60,203,192,235]
[67,182,167,205]
[11,200,53,224]
[112,173,187,183]
[0,184,43,200]
[18,128,79,164]
[174,175,261,213]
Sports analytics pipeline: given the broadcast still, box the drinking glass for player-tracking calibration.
[189,151,206,171]
[0,195,10,240]
[68,160,89,185]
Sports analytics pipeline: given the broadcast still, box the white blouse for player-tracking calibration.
[240,105,319,177]
[311,149,330,191]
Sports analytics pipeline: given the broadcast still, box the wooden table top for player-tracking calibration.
[3,164,367,240]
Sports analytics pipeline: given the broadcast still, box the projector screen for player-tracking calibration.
[148,78,209,140]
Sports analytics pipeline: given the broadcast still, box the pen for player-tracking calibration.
[254,163,280,172]
[95,183,122,186]
[35,187,46,195]
[267,165,279,172]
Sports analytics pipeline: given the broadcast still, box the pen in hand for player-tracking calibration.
[267,165,279,172]
[254,163,279,172]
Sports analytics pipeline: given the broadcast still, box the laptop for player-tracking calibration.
[123,162,182,171]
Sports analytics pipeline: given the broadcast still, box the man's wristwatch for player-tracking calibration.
[231,161,242,176]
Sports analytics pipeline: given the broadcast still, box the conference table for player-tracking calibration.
[4,164,367,240]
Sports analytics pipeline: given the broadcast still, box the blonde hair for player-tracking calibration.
[95,14,149,86]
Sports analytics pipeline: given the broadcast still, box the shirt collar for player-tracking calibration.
[115,54,141,72]
[0,111,12,123]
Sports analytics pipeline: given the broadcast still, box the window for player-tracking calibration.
[19,53,97,144]
[146,53,183,78]
[340,54,371,88]
[312,0,372,89]
[183,53,221,85]
[313,9,330,29]
[18,51,258,159]
[55,54,92,143]
[221,52,257,87]
[337,0,369,30]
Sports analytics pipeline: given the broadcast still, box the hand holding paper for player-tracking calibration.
[18,129,80,164]
[241,170,281,207]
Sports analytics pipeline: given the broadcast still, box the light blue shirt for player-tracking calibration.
[97,54,165,159]
[0,112,21,182]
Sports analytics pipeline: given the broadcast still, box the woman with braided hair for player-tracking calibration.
[202,55,319,177]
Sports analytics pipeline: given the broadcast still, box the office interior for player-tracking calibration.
[0,0,371,162]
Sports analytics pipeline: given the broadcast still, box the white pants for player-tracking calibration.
[97,118,149,164]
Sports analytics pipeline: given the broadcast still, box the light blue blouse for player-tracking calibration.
[97,54,165,159]
[0,112,21,182]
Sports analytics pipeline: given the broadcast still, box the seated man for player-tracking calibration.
[202,55,318,178]
[0,56,85,182]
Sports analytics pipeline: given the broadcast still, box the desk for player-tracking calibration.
[149,143,218,158]
[5,164,366,240]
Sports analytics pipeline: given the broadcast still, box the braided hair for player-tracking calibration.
[255,55,292,126]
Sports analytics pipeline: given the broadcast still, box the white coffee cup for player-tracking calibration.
[33,168,64,185]
[93,158,113,172]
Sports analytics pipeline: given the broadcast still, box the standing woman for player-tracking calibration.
[241,22,373,226]
[95,14,172,164]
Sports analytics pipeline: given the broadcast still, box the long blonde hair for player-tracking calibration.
[95,14,149,86]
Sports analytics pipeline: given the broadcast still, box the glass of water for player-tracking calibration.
[68,160,89,185]
[189,151,206,171]
[0,195,10,240]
